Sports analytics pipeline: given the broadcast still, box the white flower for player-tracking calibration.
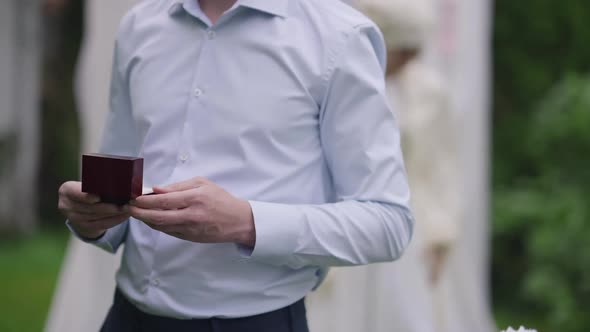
[502,326,538,332]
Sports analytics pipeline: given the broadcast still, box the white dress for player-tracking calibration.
[392,62,462,332]
[423,0,496,330]
[44,2,139,331]
[307,61,459,332]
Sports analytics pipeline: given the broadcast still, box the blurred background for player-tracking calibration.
[0,0,589,331]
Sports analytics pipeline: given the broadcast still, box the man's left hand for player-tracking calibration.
[127,177,256,247]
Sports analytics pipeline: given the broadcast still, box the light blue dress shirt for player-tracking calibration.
[74,0,414,319]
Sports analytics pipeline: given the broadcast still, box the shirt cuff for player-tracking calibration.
[242,201,303,266]
[66,220,127,253]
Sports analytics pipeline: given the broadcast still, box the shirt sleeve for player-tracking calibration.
[66,34,139,254]
[246,24,414,269]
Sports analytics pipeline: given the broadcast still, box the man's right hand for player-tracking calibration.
[58,181,130,239]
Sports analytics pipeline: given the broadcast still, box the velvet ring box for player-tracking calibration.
[81,153,145,205]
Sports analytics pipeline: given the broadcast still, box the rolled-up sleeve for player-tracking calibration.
[247,24,414,268]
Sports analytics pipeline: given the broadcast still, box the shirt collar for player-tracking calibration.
[238,0,289,18]
[168,0,289,18]
[168,2,185,16]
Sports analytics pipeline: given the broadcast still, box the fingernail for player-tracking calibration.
[152,186,166,193]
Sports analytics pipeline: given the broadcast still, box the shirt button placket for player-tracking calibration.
[206,29,216,40]
[193,88,202,98]
[183,27,212,166]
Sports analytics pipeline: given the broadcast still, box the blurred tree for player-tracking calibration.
[493,1,590,328]
[0,0,42,234]
[493,0,590,183]
[38,0,84,226]
[493,75,590,331]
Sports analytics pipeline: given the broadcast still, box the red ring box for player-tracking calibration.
[81,153,143,205]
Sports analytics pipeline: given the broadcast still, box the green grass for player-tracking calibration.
[0,229,69,332]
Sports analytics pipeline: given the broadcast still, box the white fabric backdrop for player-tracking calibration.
[424,0,496,331]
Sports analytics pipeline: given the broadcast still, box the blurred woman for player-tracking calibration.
[366,0,464,330]
[307,0,462,331]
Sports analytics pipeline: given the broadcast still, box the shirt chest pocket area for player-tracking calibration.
[127,55,196,133]
[201,62,321,141]
[126,49,320,142]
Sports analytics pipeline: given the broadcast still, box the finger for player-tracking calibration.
[153,177,209,194]
[75,214,130,233]
[90,214,131,230]
[157,228,191,242]
[164,231,191,242]
[144,222,182,234]
[154,225,197,242]
[61,182,100,204]
[130,190,195,210]
[128,206,185,226]
[66,212,95,224]
[67,201,126,215]
[68,211,130,224]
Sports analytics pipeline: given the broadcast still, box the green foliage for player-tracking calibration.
[493,0,590,186]
[527,75,590,182]
[38,0,84,226]
[492,75,590,331]
[494,1,590,118]
[493,1,590,330]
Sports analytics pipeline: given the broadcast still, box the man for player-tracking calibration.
[58,0,414,331]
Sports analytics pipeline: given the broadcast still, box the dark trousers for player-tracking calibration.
[100,289,310,332]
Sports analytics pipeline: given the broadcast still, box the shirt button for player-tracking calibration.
[193,88,202,98]
[207,29,216,40]
[179,154,188,162]
[153,278,160,286]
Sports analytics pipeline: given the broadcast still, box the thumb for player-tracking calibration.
[65,182,100,204]
[79,192,101,204]
[153,177,208,194]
